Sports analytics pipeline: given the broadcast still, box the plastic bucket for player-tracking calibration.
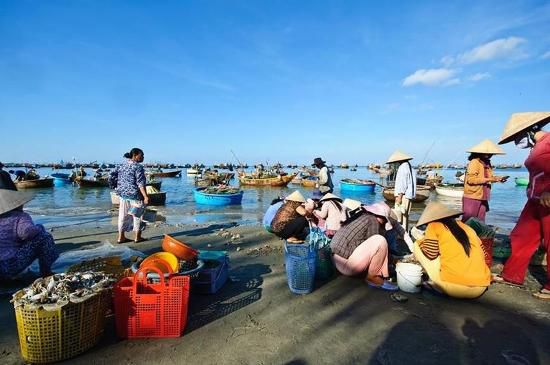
[396,262,423,293]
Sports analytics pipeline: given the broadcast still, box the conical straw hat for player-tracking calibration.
[466,139,505,155]
[387,150,413,164]
[285,190,306,203]
[416,201,462,227]
[343,198,362,210]
[499,112,550,145]
[320,193,342,202]
[0,189,34,215]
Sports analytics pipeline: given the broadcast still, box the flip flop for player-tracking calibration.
[367,280,399,292]
[134,238,148,243]
[492,274,524,288]
[533,289,550,300]
[117,238,131,244]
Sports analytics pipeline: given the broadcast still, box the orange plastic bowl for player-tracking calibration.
[162,234,198,261]
[141,252,179,272]
[139,257,173,274]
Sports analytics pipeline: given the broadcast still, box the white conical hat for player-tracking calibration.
[320,193,342,202]
[0,189,34,215]
[343,199,362,210]
[387,150,413,164]
[499,112,550,145]
[285,190,306,203]
[416,201,462,227]
[466,139,505,155]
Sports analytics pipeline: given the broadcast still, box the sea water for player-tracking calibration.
[22,167,529,232]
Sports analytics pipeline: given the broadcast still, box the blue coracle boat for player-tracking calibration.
[340,179,376,193]
[193,187,244,206]
[51,173,72,186]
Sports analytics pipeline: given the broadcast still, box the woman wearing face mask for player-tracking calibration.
[462,140,507,223]
[493,112,550,300]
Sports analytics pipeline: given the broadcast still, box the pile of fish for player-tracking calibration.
[12,271,116,309]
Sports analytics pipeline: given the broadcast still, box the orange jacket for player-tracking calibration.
[463,158,493,200]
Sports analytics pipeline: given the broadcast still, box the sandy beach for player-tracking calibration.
[1,221,549,365]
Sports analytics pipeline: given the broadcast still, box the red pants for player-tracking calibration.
[502,200,550,290]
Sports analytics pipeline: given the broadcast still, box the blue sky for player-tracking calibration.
[1,1,549,165]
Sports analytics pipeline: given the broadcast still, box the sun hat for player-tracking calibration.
[466,139,505,155]
[319,193,342,202]
[313,157,326,166]
[0,189,34,215]
[364,202,393,230]
[343,199,362,210]
[311,190,323,200]
[499,112,550,145]
[386,151,413,164]
[416,201,462,227]
[285,190,306,203]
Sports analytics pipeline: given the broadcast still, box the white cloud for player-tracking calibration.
[402,68,457,87]
[468,72,491,82]
[542,51,550,59]
[456,37,527,64]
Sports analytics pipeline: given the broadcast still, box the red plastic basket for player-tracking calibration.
[113,266,190,339]
[480,238,494,268]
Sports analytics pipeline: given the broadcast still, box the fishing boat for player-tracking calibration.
[301,176,318,188]
[238,173,296,187]
[416,175,444,189]
[149,170,182,178]
[74,177,109,188]
[186,168,201,175]
[340,179,376,193]
[146,181,162,190]
[110,191,166,206]
[193,187,243,206]
[435,184,464,198]
[382,185,431,203]
[515,177,529,186]
[15,178,54,189]
[51,173,72,186]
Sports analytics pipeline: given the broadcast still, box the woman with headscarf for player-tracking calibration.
[110,148,149,244]
[330,202,398,291]
[0,190,59,279]
[414,202,491,299]
[493,112,550,300]
[462,139,508,223]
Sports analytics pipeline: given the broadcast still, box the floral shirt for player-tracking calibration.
[0,210,43,260]
[112,161,146,201]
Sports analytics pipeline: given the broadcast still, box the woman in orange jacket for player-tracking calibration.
[462,139,508,223]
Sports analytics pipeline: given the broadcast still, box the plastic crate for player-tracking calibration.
[14,290,111,364]
[193,258,229,294]
[114,267,190,339]
[284,242,317,295]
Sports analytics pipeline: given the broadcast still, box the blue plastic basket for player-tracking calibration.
[284,242,317,295]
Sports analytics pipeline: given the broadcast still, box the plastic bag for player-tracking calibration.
[29,240,145,274]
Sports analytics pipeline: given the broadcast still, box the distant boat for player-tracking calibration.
[15,178,54,189]
[149,170,182,178]
[382,185,431,203]
[186,168,201,175]
[75,177,109,188]
[435,184,464,198]
[340,179,376,193]
[238,173,296,187]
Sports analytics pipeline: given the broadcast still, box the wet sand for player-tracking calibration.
[1,222,549,365]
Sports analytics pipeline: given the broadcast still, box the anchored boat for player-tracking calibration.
[193,187,243,206]
[340,178,376,193]
[435,184,464,198]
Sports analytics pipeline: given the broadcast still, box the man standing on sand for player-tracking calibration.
[387,151,417,231]
[313,157,333,194]
[0,163,17,190]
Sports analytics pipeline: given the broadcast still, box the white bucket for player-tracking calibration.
[396,262,423,293]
